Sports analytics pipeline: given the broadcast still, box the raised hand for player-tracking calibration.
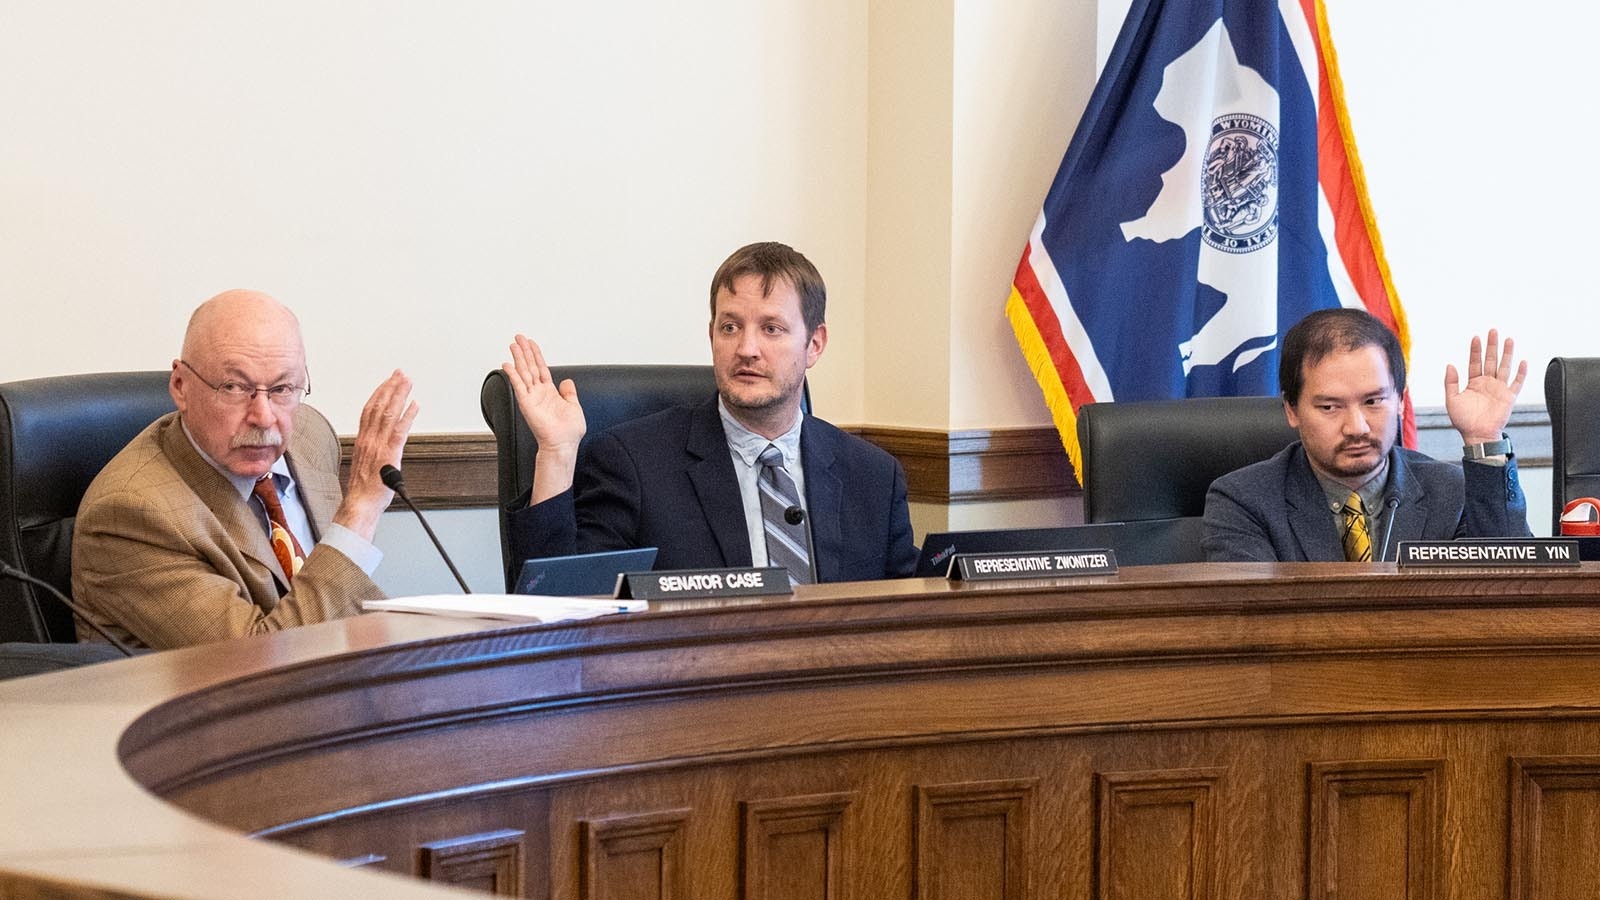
[1443,329,1527,446]
[336,369,420,538]
[503,334,586,504]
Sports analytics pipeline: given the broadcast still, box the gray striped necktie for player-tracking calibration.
[757,443,815,585]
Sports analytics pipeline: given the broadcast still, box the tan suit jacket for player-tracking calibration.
[71,407,383,649]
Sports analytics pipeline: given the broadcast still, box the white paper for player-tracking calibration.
[363,593,646,624]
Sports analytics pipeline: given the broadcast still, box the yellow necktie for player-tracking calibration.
[1341,491,1372,562]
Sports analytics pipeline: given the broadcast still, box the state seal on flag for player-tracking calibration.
[1202,113,1279,254]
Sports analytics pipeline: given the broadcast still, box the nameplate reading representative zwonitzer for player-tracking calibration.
[617,567,792,601]
[1396,540,1580,568]
[950,549,1119,582]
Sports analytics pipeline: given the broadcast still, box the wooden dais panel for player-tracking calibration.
[1307,760,1443,900]
[1094,768,1223,900]
[914,778,1035,900]
[581,809,691,900]
[1510,756,1600,900]
[741,792,855,900]
[417,829,525,896]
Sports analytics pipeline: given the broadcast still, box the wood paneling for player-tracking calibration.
[12,565,1600,898]
[848,426,1077,503]
[581,810,691,900]
[1095,769,1222,900]
[1308,760,1442,900]
[339,432,497,509]
[417,829,525,896]
[914,779,1034,900]
[1509,757,1600,900]
[741,792,853,900]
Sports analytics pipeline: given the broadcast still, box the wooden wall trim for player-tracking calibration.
[339,433,498,510]
[847,426,1079,504]
[346,405,1552,510]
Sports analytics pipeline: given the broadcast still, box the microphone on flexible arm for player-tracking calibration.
[0,559,134,656]
[380,465,471,593]
[1377,496,1401,563]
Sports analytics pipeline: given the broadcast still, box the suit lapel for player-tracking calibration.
[1285,446,1343,561]
[286,405,342,541]
[161,416,287,595]
[799,418,841,581]
[685,399,753,567]
[1378,449,1429,558]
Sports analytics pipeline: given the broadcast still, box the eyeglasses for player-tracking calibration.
[179,360,310,407]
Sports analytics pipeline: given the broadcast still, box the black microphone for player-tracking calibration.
[1377,496,1401,563]
[784,505,805,526]
[381,465,472,593]
[0,559,134,656]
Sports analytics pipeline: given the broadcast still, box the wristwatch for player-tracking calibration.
[1462,434,1513,460]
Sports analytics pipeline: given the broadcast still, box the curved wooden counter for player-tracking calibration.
[7,563,1600,898]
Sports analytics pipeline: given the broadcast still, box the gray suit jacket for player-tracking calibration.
[1201,443,1530,562]
[72,408,382,649]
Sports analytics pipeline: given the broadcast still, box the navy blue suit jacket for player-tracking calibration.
[508,397,918,581]
[1201,443,1530,562]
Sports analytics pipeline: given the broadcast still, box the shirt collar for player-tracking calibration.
[180,418,294,501]
[1315,455,1389,513]
[717,397,803,468]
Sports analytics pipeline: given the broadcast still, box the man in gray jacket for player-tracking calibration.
[1202,308,1530,562]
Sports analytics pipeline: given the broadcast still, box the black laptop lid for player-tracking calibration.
[513,547,659,597]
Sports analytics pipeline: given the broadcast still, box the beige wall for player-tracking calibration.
[0,1,874,432]
[0,1,1577,586]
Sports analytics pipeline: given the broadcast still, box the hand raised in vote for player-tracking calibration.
[1443,328,1527,447]
[335,369,419,539]
[503,334,586,504]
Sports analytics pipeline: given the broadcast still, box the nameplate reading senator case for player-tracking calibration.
[950,549,1118,581]
[618,567,791,600]
[1397,540,1580,568]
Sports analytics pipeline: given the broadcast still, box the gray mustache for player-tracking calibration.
[231,427,283,448]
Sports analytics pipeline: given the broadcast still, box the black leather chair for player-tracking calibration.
[0,371,175,644]
[1075,396,1298,563]
[1546,358,1600,534]
[484,366,812,590]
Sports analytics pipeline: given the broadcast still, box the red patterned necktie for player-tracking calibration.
[253,475,306,580]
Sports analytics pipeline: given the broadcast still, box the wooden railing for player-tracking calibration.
[6,563,1600,898]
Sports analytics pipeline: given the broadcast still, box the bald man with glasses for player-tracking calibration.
[72,290,417,649]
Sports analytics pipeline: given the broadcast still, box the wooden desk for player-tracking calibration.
[6,564,1600,898]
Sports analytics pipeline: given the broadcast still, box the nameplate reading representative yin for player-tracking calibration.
[1396,540,1580,568]
[617,567,792,600]
[949,549,1118,581]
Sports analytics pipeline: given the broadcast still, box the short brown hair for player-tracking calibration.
[708,242,826,335]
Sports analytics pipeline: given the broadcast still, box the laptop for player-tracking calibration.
[513,547,659,597]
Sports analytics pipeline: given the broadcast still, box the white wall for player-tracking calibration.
[0,1,869,430]
[1,2,1574,589]
[1326,0,1593,408]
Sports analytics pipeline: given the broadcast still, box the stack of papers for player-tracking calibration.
[363,593,646,624]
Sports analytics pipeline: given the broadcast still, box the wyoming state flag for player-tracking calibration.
[1008,0,1412,475]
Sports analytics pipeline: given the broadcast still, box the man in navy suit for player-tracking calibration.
[1203,308,1530,562]
[503,242,917,582]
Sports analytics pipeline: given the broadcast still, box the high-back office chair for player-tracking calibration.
[1075,396,1297,562]
[0,371,175,644]
[1546,357,1600,534]
[482,366,811,590]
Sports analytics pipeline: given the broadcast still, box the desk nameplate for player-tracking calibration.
[1397,540,1580,568]
[950,549,1119,581]
[618,567,791,600]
